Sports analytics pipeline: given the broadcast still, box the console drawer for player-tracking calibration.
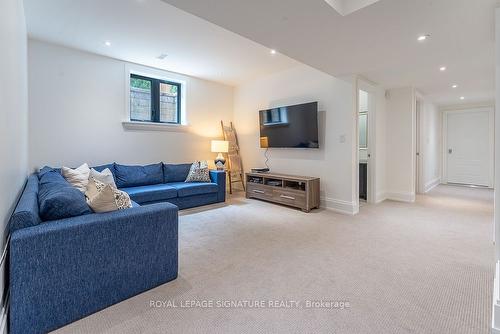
[247,184,273,200]
[272,189,306,208]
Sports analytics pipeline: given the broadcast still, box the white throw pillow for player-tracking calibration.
[90,168,116,188]
[62,163,90,192]
[87,184,118,213]
[86,177,132,213]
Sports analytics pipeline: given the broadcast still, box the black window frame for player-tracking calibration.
[130,73,182,124]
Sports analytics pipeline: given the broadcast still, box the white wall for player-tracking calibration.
[28,40,234,170]
[233,65,356,214]
[420,101,441,192]
[0,0,29,331]
[0,1,29,243]
[495,6,500,262]
[385,87,415,202]
[492,10,500,333]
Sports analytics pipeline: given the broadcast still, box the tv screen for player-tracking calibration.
[259,102,319,148]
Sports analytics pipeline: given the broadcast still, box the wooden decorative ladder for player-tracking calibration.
[221,121,245,194]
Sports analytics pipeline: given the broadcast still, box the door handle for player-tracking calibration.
[448,149,452,154]
[253,189,265,194]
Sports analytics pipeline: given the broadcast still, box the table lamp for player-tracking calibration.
[211,140,229,170]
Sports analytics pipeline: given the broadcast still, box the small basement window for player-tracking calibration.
[129,73,181,124]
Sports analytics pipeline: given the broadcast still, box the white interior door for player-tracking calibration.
[446,108,493,187]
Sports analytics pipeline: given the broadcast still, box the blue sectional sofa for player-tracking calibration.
[9,162,225,334]
[117,162,226,209]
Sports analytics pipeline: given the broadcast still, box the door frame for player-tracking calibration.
[442,107,494,188]
[356,78,377,205]
[414,96,424,194]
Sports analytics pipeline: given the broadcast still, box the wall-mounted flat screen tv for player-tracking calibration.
[259,101,319,148]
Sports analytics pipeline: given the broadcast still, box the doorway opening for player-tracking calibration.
[355,79,377,210]
[358,89,372,204]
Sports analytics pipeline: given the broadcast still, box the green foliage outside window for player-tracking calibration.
[130,77,151,90]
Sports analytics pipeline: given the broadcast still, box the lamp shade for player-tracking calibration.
[211,140,229,153]
[260,136,269,148]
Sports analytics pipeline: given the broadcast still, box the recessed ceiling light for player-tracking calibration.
[439,66,446,71]
[452,84,458,88]
[460,96,465,100]
[104,41,111,46]
[418,34,429,41]
[270,49,277,55]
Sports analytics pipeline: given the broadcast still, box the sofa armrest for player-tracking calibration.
[10,202,178,334]
[210,170,226,202]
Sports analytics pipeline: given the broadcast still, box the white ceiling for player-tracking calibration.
[24,0,497,106]
[23,0,299,86]
[324,0,382,16]
[163,0,496,106]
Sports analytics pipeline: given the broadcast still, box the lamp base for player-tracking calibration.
[214,153,226,171]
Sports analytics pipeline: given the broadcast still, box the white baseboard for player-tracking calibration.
[385,191,415,203]
[424,177,441,193]
[493,261,500,333]
[0,236,8,334]
[0,294,8,334]
[321,197,358,215]
[375,191,387,204]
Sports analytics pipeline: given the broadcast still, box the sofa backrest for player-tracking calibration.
[45,162,195,187]
[9,175,42,233]
[8,162,198,233]
[163,163,192,183]
[114,163,164,188]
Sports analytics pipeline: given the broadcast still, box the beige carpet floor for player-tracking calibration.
[53,185,494,334]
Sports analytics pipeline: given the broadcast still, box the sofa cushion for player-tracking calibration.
[163,163,192,183]
[121,184,177,204]
[38,166,62,180]
[115,163,163,188]
[167,182,218,198]
[38,168,93,221]
[9,175,42,233]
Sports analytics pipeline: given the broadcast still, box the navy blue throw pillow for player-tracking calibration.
[114,163,163,188]
[38,168,92,221]
[38,166,59,179]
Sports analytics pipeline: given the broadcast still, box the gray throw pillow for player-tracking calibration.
[90,168,116,188]
[185,161,211,182]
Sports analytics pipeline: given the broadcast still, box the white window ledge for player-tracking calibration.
[122,121,190,132]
